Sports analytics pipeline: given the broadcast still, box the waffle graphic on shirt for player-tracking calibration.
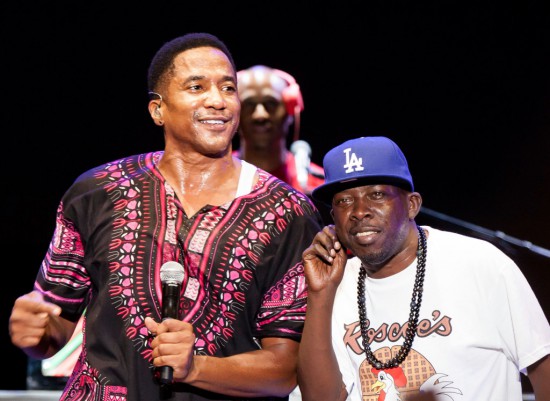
[359,346,436,401]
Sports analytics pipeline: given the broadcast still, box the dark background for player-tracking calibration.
[2,1,550,391]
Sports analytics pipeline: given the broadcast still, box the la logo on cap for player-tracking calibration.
[343,147,364,173]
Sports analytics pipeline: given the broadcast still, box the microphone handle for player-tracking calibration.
[159,366,174,385]
[158,282,181,384]
[161,282,181,320]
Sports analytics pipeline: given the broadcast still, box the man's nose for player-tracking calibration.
[252,103,269,119]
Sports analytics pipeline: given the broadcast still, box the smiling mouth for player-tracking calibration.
[355,230,377,237]
[201,119,225,125]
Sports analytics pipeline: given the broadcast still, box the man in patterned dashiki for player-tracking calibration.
[9,32,324,401]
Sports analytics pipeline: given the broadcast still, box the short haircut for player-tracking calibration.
[147,32,236,93]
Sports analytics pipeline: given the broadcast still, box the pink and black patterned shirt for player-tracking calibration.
[36,151,323,401]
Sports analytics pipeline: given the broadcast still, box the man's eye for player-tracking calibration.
[334,198,352,205]
[242,102,256,111]
[222,85,237,93]
[262,100,279,111]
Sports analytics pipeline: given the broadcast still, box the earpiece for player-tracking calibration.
[148,92,163,119]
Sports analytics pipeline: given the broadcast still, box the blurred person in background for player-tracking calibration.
[235,65,324,196]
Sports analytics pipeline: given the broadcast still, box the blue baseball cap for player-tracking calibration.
[312,136,414,205]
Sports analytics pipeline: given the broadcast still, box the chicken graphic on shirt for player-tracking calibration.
[371,367,406,401]
[360,346,462,401]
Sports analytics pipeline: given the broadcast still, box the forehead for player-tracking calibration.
[238,68,287,100]
[173,46,235,77]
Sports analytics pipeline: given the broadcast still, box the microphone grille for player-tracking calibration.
[160,261,185,284]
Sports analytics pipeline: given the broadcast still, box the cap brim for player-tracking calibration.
[312,176,413,206]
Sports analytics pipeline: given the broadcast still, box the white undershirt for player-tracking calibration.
[235,160,257,197]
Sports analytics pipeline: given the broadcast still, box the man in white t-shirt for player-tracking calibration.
[297,136,550,401]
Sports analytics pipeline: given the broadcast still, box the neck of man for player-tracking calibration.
[238,138,287,173]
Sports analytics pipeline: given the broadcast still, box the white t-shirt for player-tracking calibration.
[293,226,550,401]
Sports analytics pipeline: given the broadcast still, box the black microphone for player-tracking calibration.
[290,140,312,191]
[158,261,185,384]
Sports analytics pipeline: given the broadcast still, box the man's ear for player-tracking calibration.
[148,101,163,125]
[408,192,423,219]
